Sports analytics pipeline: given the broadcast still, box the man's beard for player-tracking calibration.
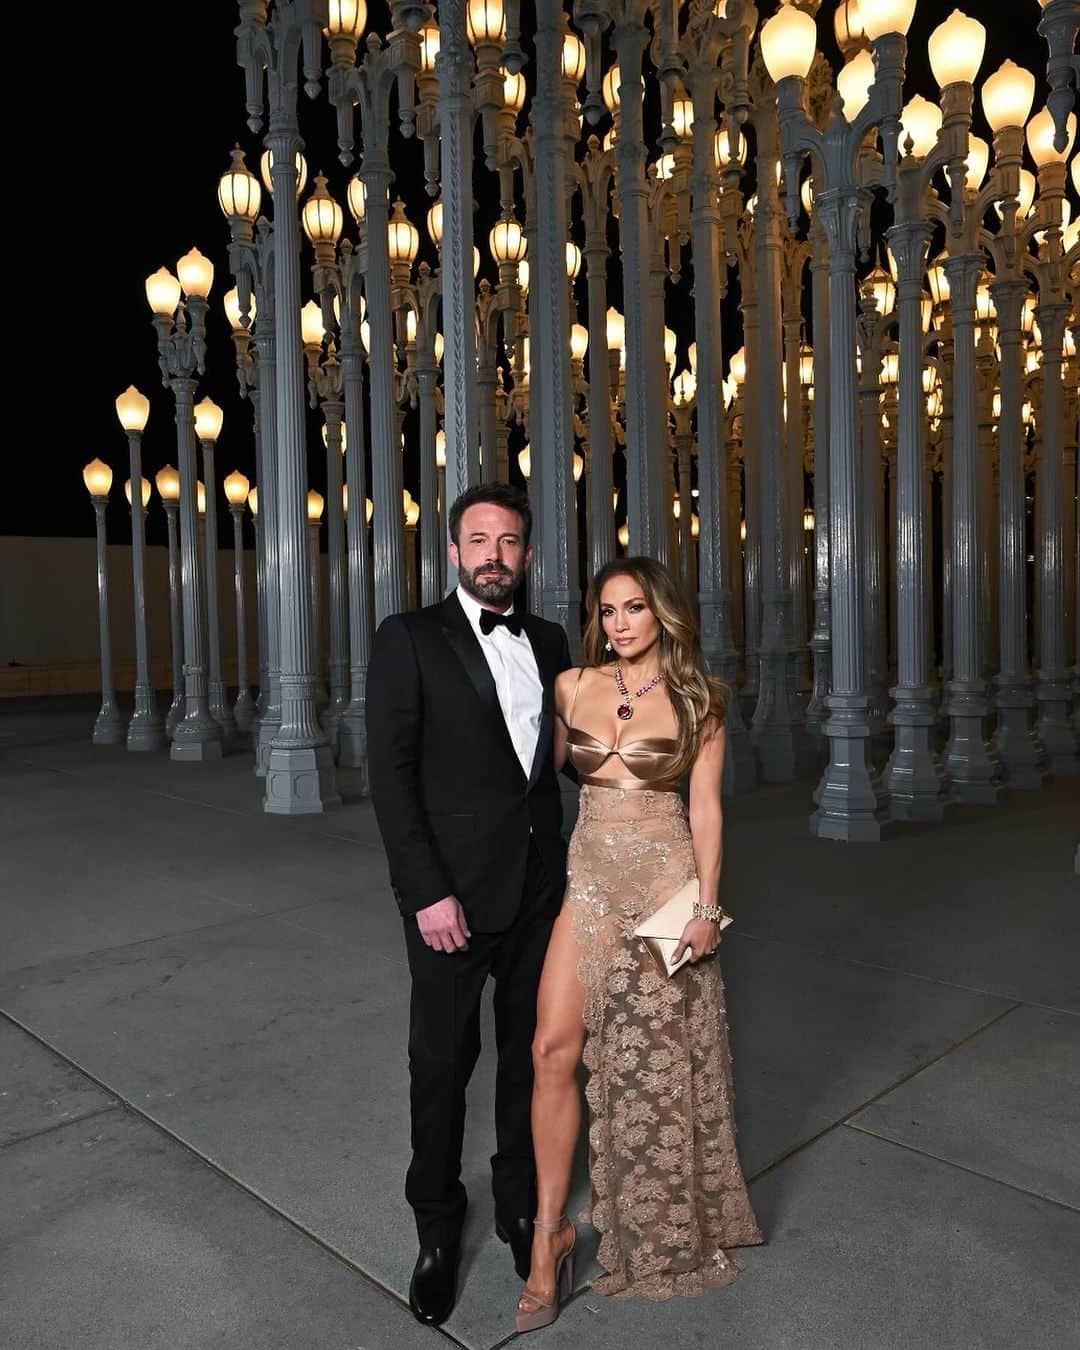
[460,560,522,608]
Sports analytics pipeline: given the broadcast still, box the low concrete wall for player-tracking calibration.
[0,536,261,696]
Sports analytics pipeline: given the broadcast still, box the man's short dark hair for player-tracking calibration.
[448,483,533,546]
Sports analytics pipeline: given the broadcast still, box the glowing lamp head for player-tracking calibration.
[435,428,446,468]
[115,385,150,433]
[387,199,419,265]
[859,0,917,40]
[146,267,182,317]
[302,173,344,246]
[83,458,113,497]
[466,0,505,44]
[1027,105,1077,166]
[217,147,262,221]
[562,32,586,84]
[517,443,531,480]
[503,69,526,112]
[307,489,324,523]
[418,21,440,72]
[489,215,527,264]
[155,465,181,501]
[605,307,625,352]
[673,369,697,406]
[570,323,589,362]
[177,247,214,299]
[224,286,256,331]
[837,49,875,120]
[900,95,942,159]
[928,9,986,90]
[981,59,1036,133]
[760,3,818,84]
[193,397,224,443]
[300,300,325,348]
[224,470,250,505]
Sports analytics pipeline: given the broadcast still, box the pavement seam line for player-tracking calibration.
[0,896,386,978]
[15,751,387,851]
[1,1102,121,1151]
[0,1009,469,1350]
[746,1000,1025,1184]
[842,1120,1080,1214]
[731,928,1080,1017]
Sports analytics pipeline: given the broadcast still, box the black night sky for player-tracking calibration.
[6,1,1055,552]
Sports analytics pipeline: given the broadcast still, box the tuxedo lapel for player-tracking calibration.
[441,593,523,773]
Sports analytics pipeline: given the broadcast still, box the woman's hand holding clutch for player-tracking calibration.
[671,918,720,966]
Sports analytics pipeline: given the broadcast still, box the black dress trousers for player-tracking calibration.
[402,839,554,1248]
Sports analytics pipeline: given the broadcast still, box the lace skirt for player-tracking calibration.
[566,784,762,1300]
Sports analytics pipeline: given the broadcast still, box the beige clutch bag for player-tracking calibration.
[633,877,733,977]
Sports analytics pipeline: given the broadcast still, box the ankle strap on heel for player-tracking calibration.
[532,1215,568,1233]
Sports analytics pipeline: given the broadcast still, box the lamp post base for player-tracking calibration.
[885,686,947,821]
[264,742,341,814]
[255,714,280,776]
[126,712,167,753]
[751,652,816,783]
[1035,676,1080,775]
[209,682,239,752]
[993,680,1047,789]
[165,694,185,740]
[92,707,125,746]
[944,680,1003,803]
[809,695,889,842]
[337,709,370,794]
[232,689,257,736]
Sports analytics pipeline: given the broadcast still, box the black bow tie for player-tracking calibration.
[479,608,524,637]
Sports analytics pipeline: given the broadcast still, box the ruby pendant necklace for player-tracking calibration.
[614,664,664,720]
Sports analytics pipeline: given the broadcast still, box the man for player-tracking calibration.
[366,483,573,1326]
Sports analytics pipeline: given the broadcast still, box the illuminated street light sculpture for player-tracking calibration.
[115,385,167,751]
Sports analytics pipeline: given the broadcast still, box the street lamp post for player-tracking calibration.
[1027,104,1080,773]
[236,0,340,811]
[194,395,238,749]
[763,0,915,839]
[224,469,256,734]
[154,464,185,737]
[115,385,167,752]
[146,252,223,762]
[83,459,124,746]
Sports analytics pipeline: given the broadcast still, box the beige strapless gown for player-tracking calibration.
[565,722,762,1300]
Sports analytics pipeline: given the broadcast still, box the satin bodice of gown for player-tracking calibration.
[566,726,681,792]
[563,668,681,790]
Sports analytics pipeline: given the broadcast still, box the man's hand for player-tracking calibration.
[415,896,471,953]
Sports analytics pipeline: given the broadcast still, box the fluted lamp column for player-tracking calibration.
[224,469,256,733]
[154,464,185,737]
[83,459,124,746]
[115,385,167,751]
[194,395,238,749]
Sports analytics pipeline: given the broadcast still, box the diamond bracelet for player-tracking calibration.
[692,900,723,923]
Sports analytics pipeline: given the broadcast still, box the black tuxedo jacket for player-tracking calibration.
[366,592,573,932]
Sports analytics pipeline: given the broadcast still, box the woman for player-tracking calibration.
[515,557,761,1330]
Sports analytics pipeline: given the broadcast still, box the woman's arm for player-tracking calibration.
[673,721,726,964]
[552,667,579,773]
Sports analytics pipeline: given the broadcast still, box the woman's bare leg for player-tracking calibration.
[521,906,586,1305]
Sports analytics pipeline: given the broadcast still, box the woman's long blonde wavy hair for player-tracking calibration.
[582,557,729,778]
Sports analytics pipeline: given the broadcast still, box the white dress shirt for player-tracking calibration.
[456,585,543,779]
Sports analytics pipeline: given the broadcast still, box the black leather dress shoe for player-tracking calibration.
[496,1217,534,1282]
[408,1244,459,1326]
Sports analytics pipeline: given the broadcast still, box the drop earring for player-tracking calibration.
[604,640,613,653]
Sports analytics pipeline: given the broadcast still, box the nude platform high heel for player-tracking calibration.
[514,1215,577,1334]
